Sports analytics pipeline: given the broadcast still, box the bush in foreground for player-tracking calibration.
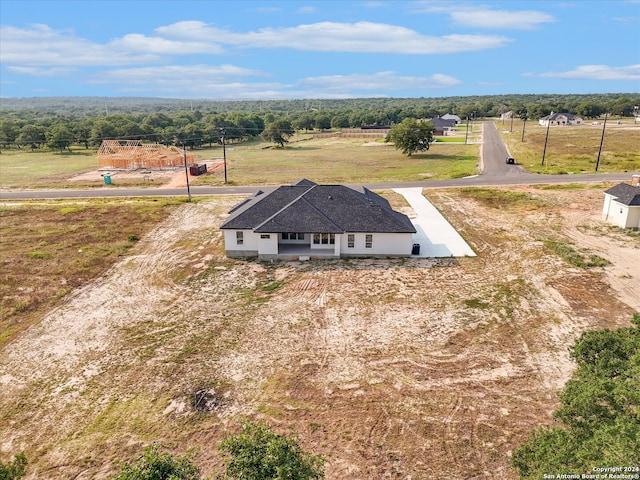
[512,314,640,477]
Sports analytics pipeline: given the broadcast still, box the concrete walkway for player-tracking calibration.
[393,187,476,258]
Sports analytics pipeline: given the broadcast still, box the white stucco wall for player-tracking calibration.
[602,194,612,216]
[627,207,640,229]
[258,233,278,256]
[223,229,259,256]
[340,232,413,256]
[603,198,640,229]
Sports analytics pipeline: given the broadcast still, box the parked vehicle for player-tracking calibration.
[506,156,515,164]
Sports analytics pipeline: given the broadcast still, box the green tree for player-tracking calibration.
[109,443,200,480]
[16,124,46,150]
[512,314,640,478]
[0,453,27,480]
[293,113,315,132]
[386,118,435,156]
[0,120,20,150]
[314,114,331,131]
[261,119,295,147]
[46,124,73,152]
[219,421,324,480]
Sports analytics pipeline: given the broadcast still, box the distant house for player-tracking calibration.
[538,113,584,126]
[428,117,457,136]
[220,179,417,260]
[441,113,461,125]
[602,176,640,229]
[500,111,515,120]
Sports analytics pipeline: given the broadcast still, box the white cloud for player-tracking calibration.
[84,65,459,98]
[538,64,640,80]
[7,65,74,77]
[299,71,460,91]
[449,8,555,30]
[297,6,317,14]
[0,24,161,66]
[89,64,264,85]
[1,19,509,73]
[86,64,274,98]
[111,33,223,55]
[413,2,555,30]
[138,21,510,55]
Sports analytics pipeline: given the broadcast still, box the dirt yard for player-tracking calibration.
[1,184,638,479]
[68,159,225,188]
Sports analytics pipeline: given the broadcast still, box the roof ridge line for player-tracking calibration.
[255,184,345,232]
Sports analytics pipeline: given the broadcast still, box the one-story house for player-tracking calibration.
[602,176,640,229]
[441,113,461,125]
[538,113,584,126]
[220,179,417,260]
[429,117,457,136]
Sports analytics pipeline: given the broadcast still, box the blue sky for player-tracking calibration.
[1,0,639,99]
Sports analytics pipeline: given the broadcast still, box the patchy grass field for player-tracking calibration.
[0,148,97,189]
[0,198,184,347]
[0,135,480,189]
[1,185,638,479]
[497,120,640,174]
[202,136,479,185]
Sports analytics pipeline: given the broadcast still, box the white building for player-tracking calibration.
[220,179,417,260]
[539,112,584,126]
[602,176,640,229]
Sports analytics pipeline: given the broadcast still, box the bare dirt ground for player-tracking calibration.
[1,185,638,479]
[68,159,225,187]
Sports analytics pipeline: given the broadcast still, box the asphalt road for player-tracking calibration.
[0,122,634,200]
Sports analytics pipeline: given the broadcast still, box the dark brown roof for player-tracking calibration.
[604,183,640,206]
[221,180,416,234]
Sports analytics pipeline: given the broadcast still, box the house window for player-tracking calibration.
[282,233,305,240]
[365,234,373,248]
[236,231,243,245]
[260,234,271,239]
[313,233,335,245]
[347,234,355,248]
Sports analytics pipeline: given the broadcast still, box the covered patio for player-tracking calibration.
[276,243,337,260]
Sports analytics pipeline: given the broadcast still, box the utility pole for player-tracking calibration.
[521,113,527,142]
[182,143,192,202]
[464,115,470,144]
[541,111,553,166]
[595,112,608,172]
[220,127,227,184]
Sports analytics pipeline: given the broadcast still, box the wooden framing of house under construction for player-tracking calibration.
[97,140,195,170]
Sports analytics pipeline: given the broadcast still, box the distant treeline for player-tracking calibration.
[1,93,638,151]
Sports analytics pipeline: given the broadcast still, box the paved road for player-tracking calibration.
[0,123,634,200]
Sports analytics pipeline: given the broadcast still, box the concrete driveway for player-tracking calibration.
[393,187,476,258]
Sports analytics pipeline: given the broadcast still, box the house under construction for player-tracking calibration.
[97,140,194,170]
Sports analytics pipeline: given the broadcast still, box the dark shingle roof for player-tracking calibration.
[540,112,581,121]
[604,183,640,206]
[221,180,416,234]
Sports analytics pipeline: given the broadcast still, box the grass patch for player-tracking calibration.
[0,198,181,348]
[463,298,491,309]
[534,183,587,191]
[543,239,611,269]
[189,137,480,185]
[0,147,97,188]
[459,188,548,210]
